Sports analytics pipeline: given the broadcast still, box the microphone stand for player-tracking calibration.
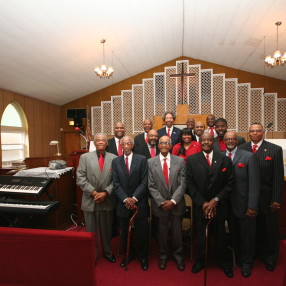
[79,134,88,150]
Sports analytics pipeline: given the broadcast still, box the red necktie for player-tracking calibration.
[206,154,211,166]
[125,156,130,174]
[98,154,104,172]
[228,152,232,159]
[218,137,226,151]
[118,140,122,156]
[167,128,171,137]
[145,136,148,143]
[252,144,258,153]
[163,158,169,186]
[209,127,214,136]
[150,146,156,158]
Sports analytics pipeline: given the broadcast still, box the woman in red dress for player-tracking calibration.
[172,128,202,162]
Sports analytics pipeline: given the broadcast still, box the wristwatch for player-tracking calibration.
[214,197,219,202]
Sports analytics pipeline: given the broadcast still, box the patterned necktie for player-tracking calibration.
[150,146,156,158]
[125,156,130,174]
[206,154,211,166]
[209,127,214,136]
[118,140,122,156]
[167,128,171,137]
[98,154,104,172]
[252,144,258,153]
[163,158,169,186]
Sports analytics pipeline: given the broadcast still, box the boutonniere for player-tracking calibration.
[109,168,113,171]
[265,156,272,161]
[237,163,245,168]
[221,168,227,172]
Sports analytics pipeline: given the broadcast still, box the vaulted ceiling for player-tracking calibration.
[0,0,285,106]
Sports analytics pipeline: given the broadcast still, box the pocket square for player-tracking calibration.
[265,156,272,161]
[221,168,227,172]
[237,163,245,168]
[109,168,113,171]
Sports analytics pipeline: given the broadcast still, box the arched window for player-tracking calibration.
[1,102,29,167]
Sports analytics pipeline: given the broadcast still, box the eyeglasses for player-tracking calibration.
[224,138,237,142]
[249,130,263,133]
[121,142,133,146]
[159,142,171,145]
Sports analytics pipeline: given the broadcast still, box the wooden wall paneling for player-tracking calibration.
[14,93,25,109]
[24,96,35,157]
[2,90,15,109]
[42,102,50,156]
[33,100,43,157]
[0,90,3,164]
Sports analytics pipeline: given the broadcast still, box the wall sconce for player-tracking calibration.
[69,120,74,126]
[49,141,61,156]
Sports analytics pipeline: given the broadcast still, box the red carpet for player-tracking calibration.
[91,234,286,286]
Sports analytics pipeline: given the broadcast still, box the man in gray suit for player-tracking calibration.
[148,135,186,271]
[224,131,260,278]
[77,133,117,263]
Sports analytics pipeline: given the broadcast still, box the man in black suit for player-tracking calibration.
[214,118,246,152]
[186,133,235,278]
[224,131,260,277]
[157,111,181,146]
[133,118,153,153]
[134,129,160,159]
[239,123,284,271]
[112,136,149,271]
[205,114,217,138]
[106,122,125,156]
[193,121,205,142]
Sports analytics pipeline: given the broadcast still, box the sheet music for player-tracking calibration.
[15,167,73,179]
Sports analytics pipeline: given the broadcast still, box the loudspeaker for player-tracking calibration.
[67,108,86,119]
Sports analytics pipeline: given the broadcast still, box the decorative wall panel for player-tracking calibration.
[237,84,250,132]
[91,106,101,134]
[277,99,286,131]
[143,79,154,120]
[263,93,277,131]
[213,74,225,118]
[176,61,189,105]
[250,88,263,125]
[200,69,212,115]
[154,73,165,116]
[188,65,200,115]
[224,79,237,130]
[111,96,122,134]
[132,84,144,133]
[101,101,112,135]
[165,67,177,113]
[122,90,133,135]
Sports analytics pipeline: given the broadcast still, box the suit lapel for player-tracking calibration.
[232,148,242,166]
[100,153,112,182]
[120,156,129,176]
[89,151,101,177]
[154,156,169,190]
[129,154,138,176]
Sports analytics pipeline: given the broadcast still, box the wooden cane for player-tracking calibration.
[204,217,213,286]
[124,205,138,271]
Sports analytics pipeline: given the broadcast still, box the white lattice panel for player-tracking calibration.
[277,99,286,131]
[111,96,122,134]
[143,79,154,119]
[176,61,189,105]
[224,79,237,130]
[91,106,101,134]
[154,73,165,116]
[250,88,263,125]
[237,84,250,132]
[132,84,144,133]
[101,101,112,134]
[200,69,213,115]
[165,67,177,112]
[188,65,200,115]
[213,74,225,118]
[122,90,133,135]
[263,93,277,131]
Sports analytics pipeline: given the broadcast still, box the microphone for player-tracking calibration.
[75,127,85,136]
[266,122,273,129]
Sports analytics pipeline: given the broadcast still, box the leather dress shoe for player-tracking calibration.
[175,259,185,271]
[104,255,116,263]
[120,256,134,267]
[265,262,276,271]
[223,268,234,278]
[191,263,204,273]
[158,259,167,270]
[140,259,149,271]
[241,267,251,278]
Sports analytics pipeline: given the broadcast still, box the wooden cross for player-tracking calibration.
[170,62,195,104]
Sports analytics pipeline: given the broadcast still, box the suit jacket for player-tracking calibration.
[213,135,246,152]
[76,151,117,212]
[239,140,284,214]
[148,155,186,217]
[106,137,119,156]
[157,126,181,146]
[133,133,160,158]
[112,153,149,218]
[227,148,260,218]
[186,150,235,218]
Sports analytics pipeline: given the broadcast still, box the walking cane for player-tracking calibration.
[124,205,138,271]
[204,217,213,286]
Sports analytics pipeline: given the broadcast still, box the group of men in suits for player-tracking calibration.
[76,112,284,278]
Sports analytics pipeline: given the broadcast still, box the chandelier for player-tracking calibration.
[265,22,286,67]
[94,39,114,78]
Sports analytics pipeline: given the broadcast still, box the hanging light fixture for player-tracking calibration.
[94,39,114,78]
[265,21,286,67]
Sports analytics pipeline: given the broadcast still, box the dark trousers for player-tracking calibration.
[256,211,280,264]
[230,213,256,268]
[119,214,149,260]
[157,214,183,260]
[195,216,232,269]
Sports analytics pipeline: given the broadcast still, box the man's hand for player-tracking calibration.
[202,199,217,219]
[125,198,136,210]
[161,200,175,211]
[94,191,108,203]
[270,202,281,212]
[245,208,257,218]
